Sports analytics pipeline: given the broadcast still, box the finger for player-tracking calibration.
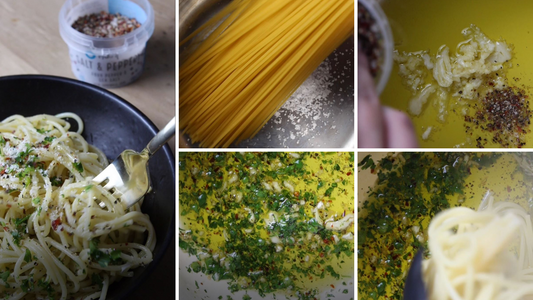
[382,106,419,148]
[358,51,386,148]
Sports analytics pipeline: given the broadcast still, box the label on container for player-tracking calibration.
[69,45,146,88]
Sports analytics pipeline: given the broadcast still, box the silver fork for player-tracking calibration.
[93,117,176,207]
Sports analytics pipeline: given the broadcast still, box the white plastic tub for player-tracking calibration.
[59,0,154,88]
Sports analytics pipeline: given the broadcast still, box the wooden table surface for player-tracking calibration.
[0,1,175,299]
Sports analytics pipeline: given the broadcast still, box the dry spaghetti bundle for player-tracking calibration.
[179,0,354,147]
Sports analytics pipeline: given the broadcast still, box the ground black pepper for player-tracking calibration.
[72,11,141,38]
[465,86,532,147]
[358,2,380,78]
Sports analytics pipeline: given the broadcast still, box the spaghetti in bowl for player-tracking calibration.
[0,75,175,300]
[0,113,154,299]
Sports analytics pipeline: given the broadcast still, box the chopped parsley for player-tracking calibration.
[0,270,9,287]
[42,136,55,146]
[10,230,22,246]
[24,249,31,263]
[89,239,122,267]
[179,152,354,299]
[91,273,103,289]
[37,279,55,300]
[20,278,31,292]
[72,162,84,173]
[358,153,502,299]
[50,177,63,187]
[13,216,30,232]
[15,144,33,164]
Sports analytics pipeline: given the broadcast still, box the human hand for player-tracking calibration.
[358,51,419,148]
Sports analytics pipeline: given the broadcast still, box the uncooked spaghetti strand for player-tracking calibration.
[180,1,315,104]
[230,1,353,141]
[196,0,346,141]
[180,0,354,147]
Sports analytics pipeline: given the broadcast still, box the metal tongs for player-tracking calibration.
[403,248,428,300]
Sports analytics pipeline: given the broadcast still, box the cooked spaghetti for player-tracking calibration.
[423,192,533,300]
[179,0,354,147]
[0,114,155,299]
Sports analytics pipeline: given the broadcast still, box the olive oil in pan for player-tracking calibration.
[358,152,532,298]
[380,0,533,147]
[180,152,355,299]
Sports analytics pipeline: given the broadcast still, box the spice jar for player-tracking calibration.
[358,0,393,95]
[59,0,154,88]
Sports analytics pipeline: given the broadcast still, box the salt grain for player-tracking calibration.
[272,58,335,144]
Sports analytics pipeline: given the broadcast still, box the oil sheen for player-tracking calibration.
[358,153,532,299]
[179,152,355,299]
[380,0,533,147]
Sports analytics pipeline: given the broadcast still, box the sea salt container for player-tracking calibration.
[59,0,154,88]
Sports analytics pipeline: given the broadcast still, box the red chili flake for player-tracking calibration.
[235,214,239,220]
[52,218,61,231]
[330,284,335,288]
[346,171,352,176]
[72,11,141,38]
[294,191,300,198]
[465,85,532,148]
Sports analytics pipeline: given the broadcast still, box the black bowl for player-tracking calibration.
[0,75,175,300]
